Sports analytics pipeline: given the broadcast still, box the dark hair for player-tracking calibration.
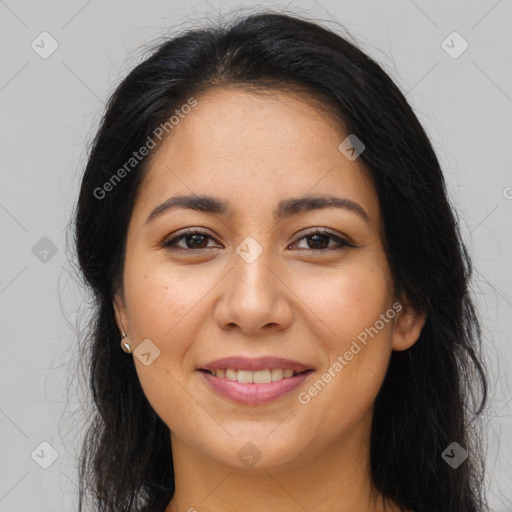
[72,9,489,512]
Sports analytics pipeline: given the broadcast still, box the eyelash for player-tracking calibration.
[162,227,354,254]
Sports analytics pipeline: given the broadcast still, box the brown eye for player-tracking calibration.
[163,229,220,251]
[290,229,354,253]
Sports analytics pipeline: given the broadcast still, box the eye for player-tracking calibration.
[289,228,354,253]
[162,228,221,251]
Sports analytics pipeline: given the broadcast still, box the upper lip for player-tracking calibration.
[199,356,314,373]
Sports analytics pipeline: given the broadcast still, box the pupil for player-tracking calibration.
[309,234,328,249]
[188,234,207,248]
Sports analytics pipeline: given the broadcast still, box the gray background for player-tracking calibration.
[0,0,511,510]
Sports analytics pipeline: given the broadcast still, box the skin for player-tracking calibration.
[113,86,426,512]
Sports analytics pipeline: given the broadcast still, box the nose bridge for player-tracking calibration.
[214,234,292,333]
[232,234,276,305]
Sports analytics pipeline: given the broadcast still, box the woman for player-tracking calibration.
[72,10,489,512]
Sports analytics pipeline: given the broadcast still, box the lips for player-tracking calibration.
[197,356,315,404]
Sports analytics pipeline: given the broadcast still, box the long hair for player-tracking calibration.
[72,10,489,512]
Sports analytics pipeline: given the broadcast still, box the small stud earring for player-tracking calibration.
[120,332,132,354]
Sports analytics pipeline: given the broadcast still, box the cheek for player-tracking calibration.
[123,255,208,340]
[296,267,394,432]
[296,261,392,344]
[121,259,206,424]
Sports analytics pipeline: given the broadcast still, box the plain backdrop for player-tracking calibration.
[0,0,511,510]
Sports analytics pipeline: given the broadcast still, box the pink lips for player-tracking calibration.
[198,356,314,405]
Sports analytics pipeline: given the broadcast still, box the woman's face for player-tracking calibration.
[114,86,425,472]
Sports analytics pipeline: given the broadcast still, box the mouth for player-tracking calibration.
[197,356,314,404]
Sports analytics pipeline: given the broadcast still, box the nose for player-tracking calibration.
[213,239,294,335]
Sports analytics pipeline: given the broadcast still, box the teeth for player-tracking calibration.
[254,370,271,383]
[225,369,237,381]
[212,368,298,383]
[237,370,253,383]
[271,369,283,381]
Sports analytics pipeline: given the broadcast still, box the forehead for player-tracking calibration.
[160,85,346,162]
[132,87,380,230]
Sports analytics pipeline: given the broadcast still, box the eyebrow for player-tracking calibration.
[145,194,371,226]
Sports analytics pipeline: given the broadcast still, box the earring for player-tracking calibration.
[121,332,132,354]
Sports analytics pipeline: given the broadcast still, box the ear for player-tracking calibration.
[391,298,427,351]
[113,291,128,336]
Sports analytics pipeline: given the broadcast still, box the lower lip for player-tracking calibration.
[199,370,314,404]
